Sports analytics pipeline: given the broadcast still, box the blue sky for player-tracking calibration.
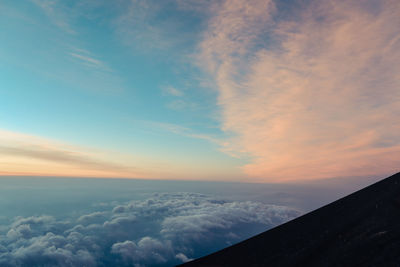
[1,0,399,182]
[0,0,244,180]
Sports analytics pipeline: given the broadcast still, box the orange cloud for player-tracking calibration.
[200,0,400,182]
[0,129,148,178]
[0,129,241,181]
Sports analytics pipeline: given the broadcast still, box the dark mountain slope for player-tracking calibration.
[180,172,400,267]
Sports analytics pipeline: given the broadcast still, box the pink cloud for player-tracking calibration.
[200,0,400,182]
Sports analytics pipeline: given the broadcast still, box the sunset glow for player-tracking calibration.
[1,0,399,182]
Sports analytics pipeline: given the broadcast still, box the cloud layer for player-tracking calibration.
[200,0,400,181]
[0,193,299,266]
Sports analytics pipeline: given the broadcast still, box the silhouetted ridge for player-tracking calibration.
[180,172,400,267]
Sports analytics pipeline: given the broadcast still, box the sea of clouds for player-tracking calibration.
[0,192,299,266]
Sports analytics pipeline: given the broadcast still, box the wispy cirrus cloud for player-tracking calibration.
[113,0,203,54]
[30,0,75,34]
[199,0,274,73]
[162,85,184,97]
[140,120,222,145]
[68,48,112,72]
[29,0,119,86]
[161,85,202,111]
[199,0,400,181]
[69,53,104,68]
[114,0,175,51]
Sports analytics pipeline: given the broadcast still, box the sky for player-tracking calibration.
[1,0,399,182]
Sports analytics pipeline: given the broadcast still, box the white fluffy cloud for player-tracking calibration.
[0,193,299,266]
